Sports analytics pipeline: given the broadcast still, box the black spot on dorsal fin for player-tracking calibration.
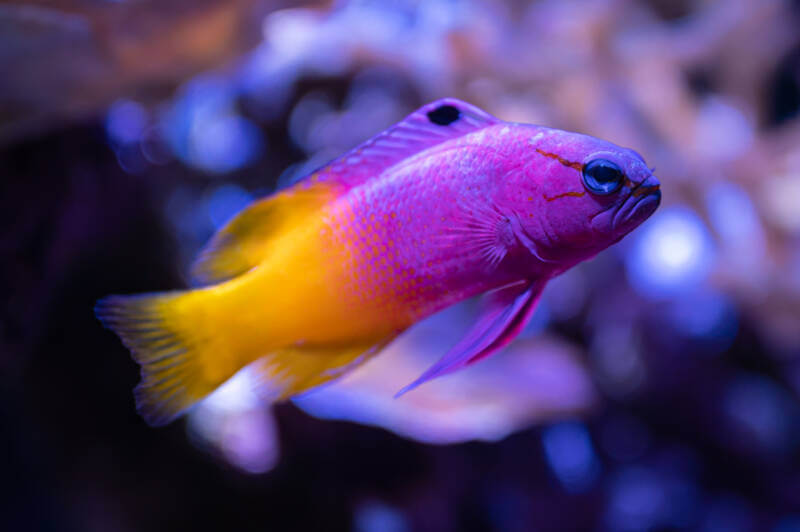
[427,104,461,126]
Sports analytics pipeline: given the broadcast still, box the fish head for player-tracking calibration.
[501,125,661,266]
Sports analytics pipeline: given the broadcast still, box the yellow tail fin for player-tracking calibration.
[97,290,393,425]
[95,291,231,426]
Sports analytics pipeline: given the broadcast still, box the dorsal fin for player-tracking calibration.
[190,184,337,285]
[191,98,499,286]
[308,98,501,190]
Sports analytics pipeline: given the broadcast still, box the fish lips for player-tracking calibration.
[611,175,661,233]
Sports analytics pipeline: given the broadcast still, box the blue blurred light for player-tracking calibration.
[694,97,754,162]
[606,467,665,532]
[106,99,147,145]
[189,115,263,174]
[774,515,800,532]
[289,91,335,152]
[239,49,295,120]
[163,77,264,173]
[541,421,600,493]
[164,185,222,273]
[354,501,409,532]
[625,206,715,299]
[518,299,549,338]
[706,182,763,251]
[608,460,701,532]
[724,375,797,455]
[661,470,701,529]
[206,185,254,230]
[667,289,738,349]
[701,495,753,532]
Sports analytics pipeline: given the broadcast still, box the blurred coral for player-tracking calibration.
[0,0,324,143]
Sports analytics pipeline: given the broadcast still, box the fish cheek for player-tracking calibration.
[543,194,609,249]
[588,199,619,236]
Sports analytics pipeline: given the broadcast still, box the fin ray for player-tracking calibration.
[96,293,220,426]
[313,98,500,191]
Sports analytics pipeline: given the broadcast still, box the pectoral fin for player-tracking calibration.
[396,280,546,396]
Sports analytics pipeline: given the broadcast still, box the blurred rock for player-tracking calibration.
[0,0,322,145]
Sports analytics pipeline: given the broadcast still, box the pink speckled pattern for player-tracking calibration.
[310,98,659,386]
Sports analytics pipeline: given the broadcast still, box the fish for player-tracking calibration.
[96,98,661,426]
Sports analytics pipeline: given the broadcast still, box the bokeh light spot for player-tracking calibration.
[625,206,714,298]
[354,501,409,532]
[106,99,147,145]
[206,184,254,230]
[542,421,600,493]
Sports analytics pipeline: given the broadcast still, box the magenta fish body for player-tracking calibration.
[306,98,661,393]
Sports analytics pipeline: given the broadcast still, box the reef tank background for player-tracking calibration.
[2,0,800,530]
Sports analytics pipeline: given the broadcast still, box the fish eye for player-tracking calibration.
[581,159,624,195]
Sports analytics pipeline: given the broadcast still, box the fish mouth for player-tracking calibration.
[612,176,661,233]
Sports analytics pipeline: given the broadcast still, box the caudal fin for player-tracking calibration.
[97,290,395,425]
[95,292,220,426]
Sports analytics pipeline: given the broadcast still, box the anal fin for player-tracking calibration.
[251,339,393,400]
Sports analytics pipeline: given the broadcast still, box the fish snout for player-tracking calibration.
[631,174,661,198]
[612,175,662,232]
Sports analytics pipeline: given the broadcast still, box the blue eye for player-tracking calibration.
[582,159,624,195]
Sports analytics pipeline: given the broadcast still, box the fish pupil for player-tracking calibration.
[427,105,461,125]
[582,159,624,195]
